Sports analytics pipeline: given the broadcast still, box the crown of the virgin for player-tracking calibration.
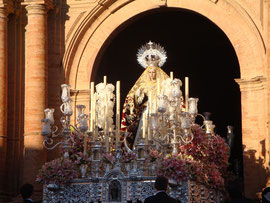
[137,41,167,68]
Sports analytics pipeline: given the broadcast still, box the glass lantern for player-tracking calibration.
[44,108,55,124]
[78,114,88,132]
[157,95,168,113]
[41,118,51,136]
[61,84,71,103]
[76,105,86,121]
[188,98,199,115]
[60,99,73,116]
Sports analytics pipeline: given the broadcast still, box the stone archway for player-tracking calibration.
[63,0,267,198]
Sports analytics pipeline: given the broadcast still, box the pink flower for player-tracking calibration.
[36,157,79,186]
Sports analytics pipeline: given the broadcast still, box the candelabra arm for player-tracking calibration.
[178,132,194,144]
[123,134,133,153]
[51,125,60,138]
[197,114,206,126]
[152,136,167,147]
[43,138,64,150]
[69,124,80,134]
[172,129,177,154]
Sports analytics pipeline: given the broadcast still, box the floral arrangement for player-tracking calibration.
[154,124,229,189]
[102,152,115,165]
[66,132,91,165]
[73,152,91,165]
[36,132,90,186]
[36,157,79,186]
[122,151,136,163]
[145,149,160,163]
[37,124,229,189]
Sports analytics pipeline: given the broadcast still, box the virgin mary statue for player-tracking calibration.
[121,41,170,149]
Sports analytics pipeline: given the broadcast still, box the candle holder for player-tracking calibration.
[188,98,199,123]
[157,95,168,113]
[204,120,213,135]
[76,105,86,121]
[40,75,216,185]
[78,114,88,132]
[61,84,71,103]
[44,108,55,124]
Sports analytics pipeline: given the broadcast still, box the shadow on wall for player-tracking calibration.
[241,143,270,200]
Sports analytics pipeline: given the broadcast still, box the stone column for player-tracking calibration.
[0,2,14,200]
[0,6,8,196]
[23,1,52,186]
[235,76,268,199]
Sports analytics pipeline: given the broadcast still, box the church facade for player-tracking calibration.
[0,0,269,201]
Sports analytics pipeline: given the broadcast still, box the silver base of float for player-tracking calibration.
[43,169,223,203]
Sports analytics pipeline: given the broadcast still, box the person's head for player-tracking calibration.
[20,183,33,199]
[147,67,157,81]
[154,176,168,191]
[262,187,270,203]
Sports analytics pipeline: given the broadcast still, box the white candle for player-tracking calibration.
[104,76,107,85]
[157,78,160,95]
[149,91,152,114]
[93,94,97,141]
[146,113,149,145]
[90,82,94,132]
[170,72,173,80]
[105,119,109,152]
[142,113,146,139]
[185,77,189,112]
[104,87,109,151]
[116,81,120,145]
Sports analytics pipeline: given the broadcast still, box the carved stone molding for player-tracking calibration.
[70,89,91,103]
[25,4,48,15]
[235,76,267,91]
[98,0,135,14]
[22,0,53,10]
[0,0,14,14]
[71,89,91,96]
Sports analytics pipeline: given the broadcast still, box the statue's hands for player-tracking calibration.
[135,87,145,104]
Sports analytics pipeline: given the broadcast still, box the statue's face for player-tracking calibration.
[148,68,157,81]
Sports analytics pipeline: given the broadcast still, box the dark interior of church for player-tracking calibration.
[94,8,242,177]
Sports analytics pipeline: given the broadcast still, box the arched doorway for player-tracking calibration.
[95,6,242,186]
[64,0,267,198]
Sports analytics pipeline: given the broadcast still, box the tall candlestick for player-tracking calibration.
[170,72,173,80]
[146,113,149,145]
[83,132,87,155]
[149,91,152,114]
[142,112,146,139]
[116,81,120,145]
[104,76,107,85]
[104,87,109,151]
[157,78,160,95]
[93,94,97,141]
[90,82,94,132]
[185,77,189,112]
[105,119,109,152]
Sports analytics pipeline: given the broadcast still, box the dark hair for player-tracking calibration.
[154,176,168,191]
[20,183,33,199]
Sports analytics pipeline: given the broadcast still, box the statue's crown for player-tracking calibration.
[137,41,167,68]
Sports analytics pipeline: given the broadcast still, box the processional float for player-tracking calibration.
[39,41,227,203]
